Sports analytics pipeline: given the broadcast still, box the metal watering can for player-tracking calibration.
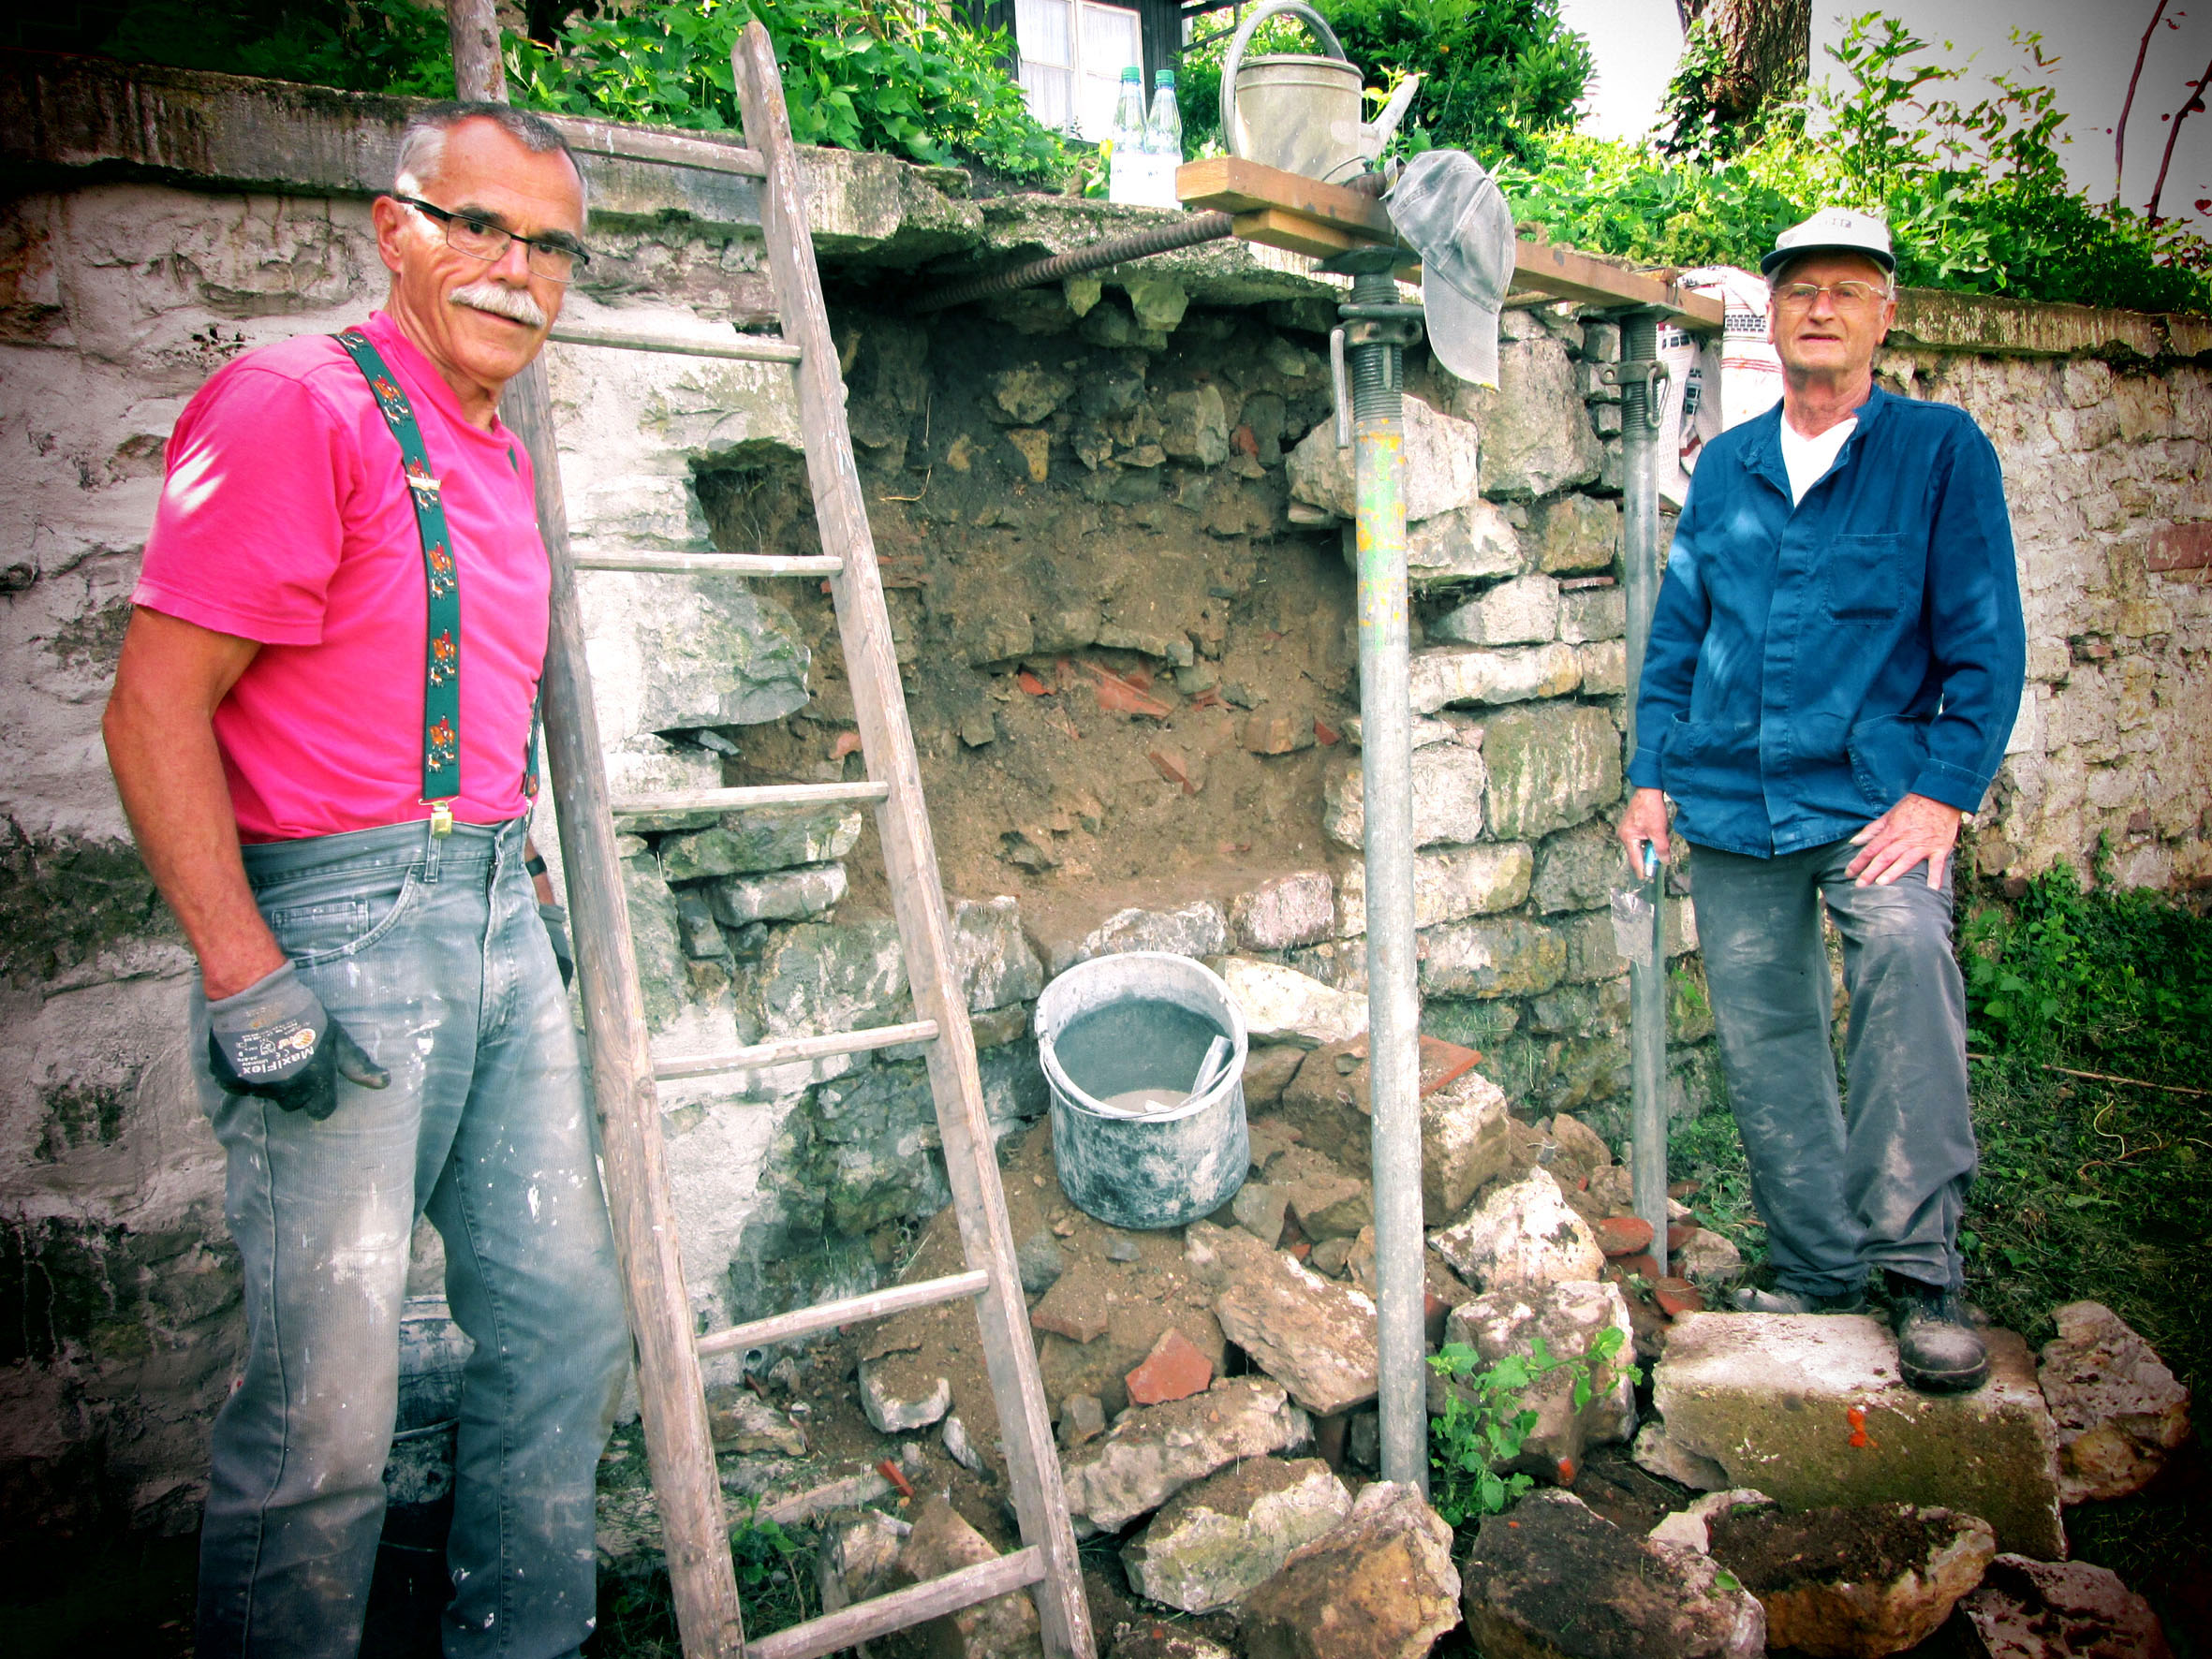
[1218,0,1421,184]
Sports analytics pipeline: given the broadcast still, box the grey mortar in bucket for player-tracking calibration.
[1034,951,1250,1229]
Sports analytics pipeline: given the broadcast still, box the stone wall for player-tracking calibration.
[2,59,2206,1541]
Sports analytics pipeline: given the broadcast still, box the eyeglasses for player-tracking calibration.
[393,196,591,284]
[1773,279,1890,312]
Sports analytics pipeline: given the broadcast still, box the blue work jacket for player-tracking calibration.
[1627,388,2027,858]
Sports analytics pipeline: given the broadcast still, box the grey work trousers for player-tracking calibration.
[1689,835,1976,1297]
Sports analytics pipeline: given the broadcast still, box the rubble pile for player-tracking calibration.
[733,960,2188,1659]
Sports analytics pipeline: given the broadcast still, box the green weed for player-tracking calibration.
[1427,1327,1638,1525]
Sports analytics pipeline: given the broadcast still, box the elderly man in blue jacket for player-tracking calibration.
[1617,209,2026,1392]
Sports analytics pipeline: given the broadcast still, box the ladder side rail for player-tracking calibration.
[729,24,1096,1659]
[506,339,748,1659]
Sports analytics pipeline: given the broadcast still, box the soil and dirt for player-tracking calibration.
[691,297,1356,942]
[1706,1504,1947,1596]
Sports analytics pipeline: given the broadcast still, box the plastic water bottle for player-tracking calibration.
[1142,69,1184,207]
[1106,66,1146,204]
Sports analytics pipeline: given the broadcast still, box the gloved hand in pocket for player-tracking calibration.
[208,962,390,1121]
[538,902,574,990]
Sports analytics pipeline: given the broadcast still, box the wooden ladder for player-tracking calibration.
[499,23,1097,1659]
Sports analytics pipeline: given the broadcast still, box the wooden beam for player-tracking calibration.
[1177,154,1725,330]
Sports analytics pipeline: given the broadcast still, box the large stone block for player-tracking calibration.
[1531,819,1623,915]
[1417,916,1568,999]
[1360,499,1522,589]
[1060,1374,1310,1533]
[1322,746,1486,850]
[1288,394,1482,523]
[1123,1457,1352,1614]
[745,918,909,1042]
[1456,333,1604,500]
[1652,1313,2066,1558]
[580,571,808,737]
[1042,901,1229,976]
[2036,1299,2191,1504]
[1428,1167,1604,1293]
[658,805,864,883]
[949,895,1046,1013]
[1231,870,1336,951]
[1483,703,1623,841]
[1462,1490,1765,1659]
[1186,1221,1379,1417]
[1210,957,1366,1050]
[1336,841,1531,934]
[705,860,847,926]
[1533,492,1621,573]
[1241,1481,1463,1659]
[1429,574,1561,646]
[1408,643,1581,714]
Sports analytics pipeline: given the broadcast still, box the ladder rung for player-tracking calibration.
[654,1019,939,1082]
[545,114,768,178]
[573,551,842,577]
[548,323,803,363]
[611,781,889,819]
[696,1266,987,1358]
[746,1548,1045,1659]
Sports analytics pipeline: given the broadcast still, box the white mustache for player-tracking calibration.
[450,280,548,330]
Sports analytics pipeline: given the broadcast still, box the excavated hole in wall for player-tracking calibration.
[687,300,1359,954]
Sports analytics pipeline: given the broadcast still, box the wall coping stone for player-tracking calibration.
[12,49,2207,345]
[0,48,1343,306]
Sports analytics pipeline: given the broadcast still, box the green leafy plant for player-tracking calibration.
[1500,13,2211,315]
[508,0,1069,181]
[1425,1325,1636,1524]
[98,0,456,95]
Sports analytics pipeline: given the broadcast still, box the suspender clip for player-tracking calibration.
[430,800,455,837]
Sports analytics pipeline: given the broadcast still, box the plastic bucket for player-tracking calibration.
[1035,952,1249,1229]
[387,1294,473,1509]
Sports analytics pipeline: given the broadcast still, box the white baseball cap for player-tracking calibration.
[1386,150,1517,388]
[1762,207,1895,277]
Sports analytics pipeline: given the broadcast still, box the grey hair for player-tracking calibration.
[393,102,588,212]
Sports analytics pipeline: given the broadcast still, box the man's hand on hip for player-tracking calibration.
[208,962,390,1120]
[1617,787,1672,874]
[1847,793,1964,888]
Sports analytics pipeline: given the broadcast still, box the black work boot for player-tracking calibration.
[1886,1272,1989,1393]
[1731,1285,1869,1314]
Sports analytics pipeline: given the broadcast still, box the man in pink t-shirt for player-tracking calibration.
[105,105,628,1659]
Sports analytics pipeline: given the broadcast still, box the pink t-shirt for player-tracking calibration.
[137,312,549,842]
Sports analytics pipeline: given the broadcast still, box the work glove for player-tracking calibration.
[207,962,389,1121]
[538,901,575,989]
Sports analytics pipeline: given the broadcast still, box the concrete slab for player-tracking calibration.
[1652,1313,2065,1560]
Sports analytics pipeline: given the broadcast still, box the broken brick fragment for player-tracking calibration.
[1126,1327,1215,1406]
[1652,1277,1704,1317]
[1594,1216,1656,1258]
[1016,669,1051,696]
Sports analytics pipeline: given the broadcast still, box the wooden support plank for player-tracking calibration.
[1231,206,1363,260]
[653,1019,939,1082]
[438,4,745,1652]
[574,551,841,577]
[747,1550,1047,1659]
[1178,155,1394,238]
[548,323,804,362]
[695,1269,989,1358]
[545,113,766,177]
[1177,154,1724,330]
[732,23,1098,1659]
[611,781,889,819]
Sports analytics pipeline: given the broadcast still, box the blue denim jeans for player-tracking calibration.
[192,817,630,1659]
[1688,836,1978,1298]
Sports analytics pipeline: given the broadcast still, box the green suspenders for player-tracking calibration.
[333,328,542,832]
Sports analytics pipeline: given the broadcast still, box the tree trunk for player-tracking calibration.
[1680,0,1811,128]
